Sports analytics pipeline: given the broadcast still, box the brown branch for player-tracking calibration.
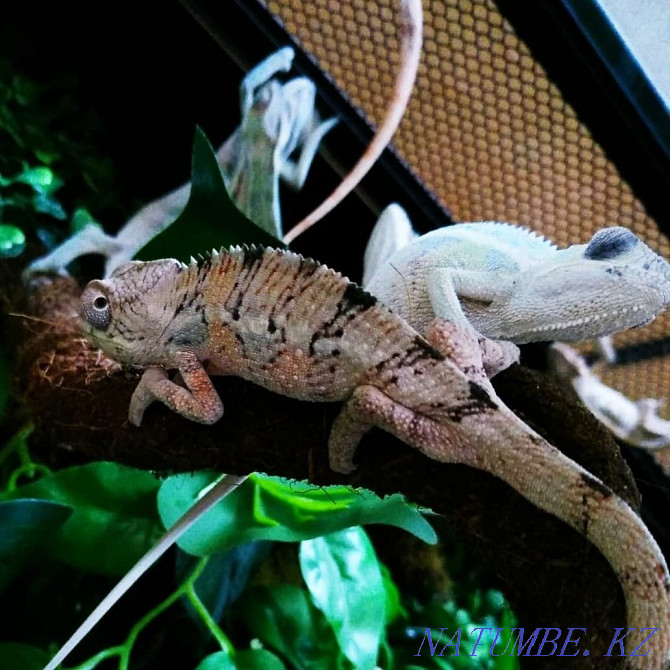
[10,275,638,668]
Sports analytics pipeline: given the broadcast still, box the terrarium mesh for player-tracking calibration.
[259,0,670,411]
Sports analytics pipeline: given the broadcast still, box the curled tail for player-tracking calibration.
[466,403,670,667]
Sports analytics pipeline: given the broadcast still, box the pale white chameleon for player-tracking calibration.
[24,46,337,280]
[363,204,670,375]
[551,342,670,452]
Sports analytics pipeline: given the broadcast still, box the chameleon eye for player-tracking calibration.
[81,282,112,331]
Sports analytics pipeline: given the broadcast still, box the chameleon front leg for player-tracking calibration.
[428,269,519,377]
[239,46,295,118]
[128,351,223,426]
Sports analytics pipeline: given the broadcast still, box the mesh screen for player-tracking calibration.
[260,0,670,415]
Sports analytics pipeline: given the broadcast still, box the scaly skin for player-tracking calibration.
[79,246,670,668]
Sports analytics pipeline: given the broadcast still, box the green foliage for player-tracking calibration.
[0,499,71,590]
[0,643,50,669]
[0,58,117,260]
[237,649,287,670]
[0,163,66,257]
[0,57,116,213]
[236,585,346,669]
[0,462,163,575]
[399,594,518,669]
[0,344,8,418]
[386,529,520,669]
[300,528,385,669]
[135,127,282,262]
[0,224,25,257]
[196,648,285,670]
[158,472,436,555]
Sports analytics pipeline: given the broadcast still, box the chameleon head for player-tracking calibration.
[495,227,670,342]
[80,259,185,365]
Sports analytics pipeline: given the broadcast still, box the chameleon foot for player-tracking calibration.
[128,353,224,426]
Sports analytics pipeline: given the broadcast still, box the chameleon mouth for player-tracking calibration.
[523,304,651,337]
[80,322,120,356]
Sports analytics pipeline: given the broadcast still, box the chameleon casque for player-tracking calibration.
[74,245,670,667]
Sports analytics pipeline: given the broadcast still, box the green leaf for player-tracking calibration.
[380,562,406,626]
[0,643,50,669]
[235,649,286,670]
[195,649,285,670]
[135,127,281,263]
[0,224,26,257]
[70,207,100,234]
[402,592,520,670]
[236,585,345,669]
[33,192,66,220]
[300,528,384,670]
[157,472,437,557]
[195,650,235,670]
[0,499,71,590]
[0,462,162,575]
[16,166,61,195]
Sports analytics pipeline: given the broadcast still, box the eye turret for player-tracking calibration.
[81,281,112,330]
[584,227,638,260]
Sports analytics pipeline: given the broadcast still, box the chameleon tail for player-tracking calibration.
[469,403,670,668]
[42,474,248,670]
[282,0,423,244]
[329,382,670,667]
[431,404,670,667]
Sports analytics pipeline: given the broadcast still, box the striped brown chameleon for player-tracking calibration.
[72,245,669,668]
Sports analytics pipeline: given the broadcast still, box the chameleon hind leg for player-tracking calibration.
[328,384,470,474]
[328,318,516,473]
[329,385,420,474]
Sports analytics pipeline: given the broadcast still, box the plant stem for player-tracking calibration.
[67,646,125,670]
[186,581,235,654]
[67,556,234,670]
